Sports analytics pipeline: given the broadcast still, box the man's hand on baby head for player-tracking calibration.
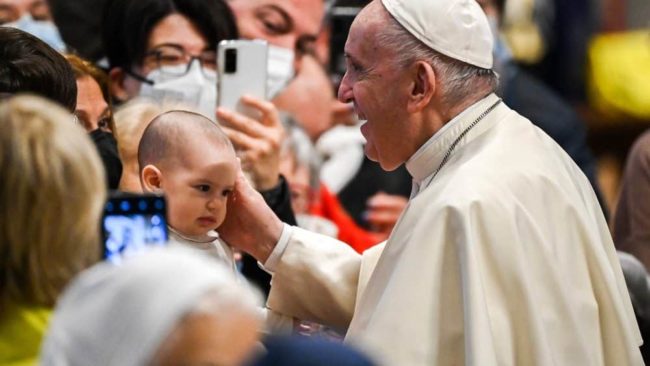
[217,95,284,192]
[219,165,283,263]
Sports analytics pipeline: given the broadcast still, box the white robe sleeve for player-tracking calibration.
[266,226,374,332]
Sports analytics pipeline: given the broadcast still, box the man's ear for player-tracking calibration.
[141,165,163,193]
[407,61,436,113]
[108,68,130,102]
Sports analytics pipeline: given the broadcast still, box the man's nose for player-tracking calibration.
[337,72,352,103]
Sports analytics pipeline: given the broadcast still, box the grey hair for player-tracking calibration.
[282,116,322,192]
[376,11,498,108]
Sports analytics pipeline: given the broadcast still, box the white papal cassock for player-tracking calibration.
[263,94,643,365]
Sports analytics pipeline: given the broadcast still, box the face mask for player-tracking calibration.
[89,129,123,190]
[138,60,217,120]
[267,45,295,100]
[5,14,66,51]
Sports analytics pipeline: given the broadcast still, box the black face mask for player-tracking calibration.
[89,129,123,190]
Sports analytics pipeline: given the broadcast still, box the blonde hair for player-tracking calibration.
[0,95,106,307]
[113,98,181,192]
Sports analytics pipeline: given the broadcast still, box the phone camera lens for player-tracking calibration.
[120,200,130,212]
[225,48,237,74]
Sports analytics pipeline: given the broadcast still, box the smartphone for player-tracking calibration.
[102,192,169,264]
[217,39,268,119]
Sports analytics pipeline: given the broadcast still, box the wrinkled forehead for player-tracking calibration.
[345,2,387,53]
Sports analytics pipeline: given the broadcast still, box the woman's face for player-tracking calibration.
[75,75,111,132]
[115,13,211,100]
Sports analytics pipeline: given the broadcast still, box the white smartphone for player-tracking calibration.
[217,39,268,119]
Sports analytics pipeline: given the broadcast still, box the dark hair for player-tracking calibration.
[65,53,115,131]
[0,27,77,112]
[102,0,238,70]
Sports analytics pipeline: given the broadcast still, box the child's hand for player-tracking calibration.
[217,95,285,191]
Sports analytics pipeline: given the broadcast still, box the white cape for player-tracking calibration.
[266,94,643,365]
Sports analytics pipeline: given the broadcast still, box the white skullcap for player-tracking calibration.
[40,245,261,366]
[381,0,494,69]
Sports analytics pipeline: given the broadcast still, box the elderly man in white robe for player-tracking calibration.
[219,0,644,364]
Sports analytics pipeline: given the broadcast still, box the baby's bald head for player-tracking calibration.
[138,110,234,172]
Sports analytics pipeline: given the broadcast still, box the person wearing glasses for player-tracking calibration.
[102,0,287,194]
[102,0,298,298]
[102,0,237,119]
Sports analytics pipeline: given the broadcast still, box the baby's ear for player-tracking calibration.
[141,165,163,193]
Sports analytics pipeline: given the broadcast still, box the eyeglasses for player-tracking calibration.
[143,44,217,77]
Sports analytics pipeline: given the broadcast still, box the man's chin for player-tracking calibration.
[364,149,401,172]
[378,161,402,172]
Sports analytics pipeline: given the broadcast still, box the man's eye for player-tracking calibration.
[256,9,290,35]
[348,61,362,73]
[263,20,283,33]
[196,185,210,192]
[296,38,316,56]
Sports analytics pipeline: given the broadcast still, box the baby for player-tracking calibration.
[138,110,238,270]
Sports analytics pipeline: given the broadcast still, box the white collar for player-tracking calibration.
[405,93,502,184]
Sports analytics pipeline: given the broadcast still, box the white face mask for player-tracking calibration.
[5,14,66,51]
[138,60,217,120]
[267,45,295,100]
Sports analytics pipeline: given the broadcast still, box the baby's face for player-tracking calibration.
[162,144,237,238]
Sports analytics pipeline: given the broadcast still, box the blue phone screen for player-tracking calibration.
[103,196,168,264]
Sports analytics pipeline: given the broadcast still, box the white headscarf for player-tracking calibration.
[40,245,261,366]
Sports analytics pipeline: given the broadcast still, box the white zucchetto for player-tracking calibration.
[381,0,494,69]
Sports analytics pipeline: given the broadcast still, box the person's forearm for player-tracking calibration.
[266,227,365,331]
[250,216,284,263]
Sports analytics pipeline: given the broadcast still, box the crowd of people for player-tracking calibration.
[1,0,649,365]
